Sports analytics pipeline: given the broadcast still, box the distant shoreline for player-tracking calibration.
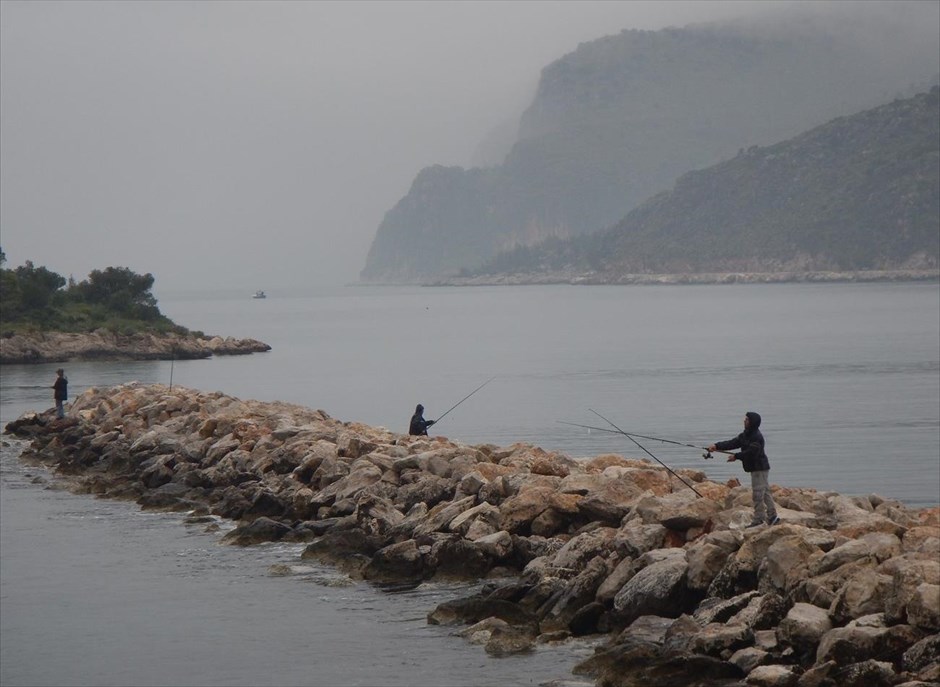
[425,269,940,287]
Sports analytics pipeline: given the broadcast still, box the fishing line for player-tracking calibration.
[557,420,733,459]
[588,408,704,498]
[433,376,496,426]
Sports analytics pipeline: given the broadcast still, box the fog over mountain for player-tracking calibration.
[469,88,940,281]
[360,2,940,282]
[1,2,937,293]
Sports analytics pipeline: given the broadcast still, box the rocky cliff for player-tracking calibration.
[360,14,940,283]
[6,383,938,686]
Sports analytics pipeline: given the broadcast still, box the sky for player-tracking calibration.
[1,1,937,296]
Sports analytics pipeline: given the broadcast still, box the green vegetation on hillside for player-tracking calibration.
[472,88,940,277]
[0,250,188,335]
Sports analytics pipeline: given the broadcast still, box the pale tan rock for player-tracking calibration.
[777,602,832,652]
[902,526,940,554]
[906,583,940,631]
[745,663,801,686]
[763,534,823,592]
[829,568,894,623]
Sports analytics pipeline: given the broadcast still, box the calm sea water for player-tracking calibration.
[2,282,938,686]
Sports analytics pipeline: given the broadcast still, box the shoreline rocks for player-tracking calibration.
[426,269,940,287]
[4,383,939,686]
[0,330,271,364]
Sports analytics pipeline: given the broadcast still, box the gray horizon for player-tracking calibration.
[2,0,937,297]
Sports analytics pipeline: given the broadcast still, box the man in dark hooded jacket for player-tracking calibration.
[708,412,779,527]
[409,404,435,436]
[52,368,68,419]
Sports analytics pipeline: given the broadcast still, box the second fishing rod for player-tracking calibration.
[557,419,734,460]
[587,409,705,498]
[412,376,496,436]
[433,376,496,426]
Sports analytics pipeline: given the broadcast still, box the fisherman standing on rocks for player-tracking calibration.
[708,411,780,528]
[52,368,68,419]
[409,404,435,436]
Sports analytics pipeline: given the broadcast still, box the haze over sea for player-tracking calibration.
[2,282,938,686]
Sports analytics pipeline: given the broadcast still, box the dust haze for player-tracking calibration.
[1,1,937,296]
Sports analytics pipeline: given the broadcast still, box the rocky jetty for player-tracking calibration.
[0,330,271,364]
[5,383,939,687]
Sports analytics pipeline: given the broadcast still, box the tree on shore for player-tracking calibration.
[0,248,182,334]
[74,266,161,321]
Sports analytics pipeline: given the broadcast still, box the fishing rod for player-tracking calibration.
[10,384,94,392]
[433,376,496,425]
[588,408,704,498]
[557,420,733,459]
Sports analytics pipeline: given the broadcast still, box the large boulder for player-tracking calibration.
[777,603,832,660]
[810,532,901,576]
[549,527,618,574]
[745,664,801,687]
[828,568,894,624]
[906,583,940,631]
[497,486,555,533]
[612,553,691,627]
[762,533,824,593]
[427,593,538,628]
[484,624,536,656]
[883,555,940,626]
[690,622,755,659]
[694,592,761,625]
[447,502,501,536]
[687,541,735,592]
[729,593,789,631]
[612,522,668,559]
[396,474,455,512]
[362,538,429,586]
[816,624,924,666]
[413,495,477,536]
[221,516,293,545]
[576,478,645,524]
[902,634,940,675]
[539,555,611,634]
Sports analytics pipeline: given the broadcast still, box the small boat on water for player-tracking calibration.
[252,290,266,299]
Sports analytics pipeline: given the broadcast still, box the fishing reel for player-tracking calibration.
[702,450,714,460]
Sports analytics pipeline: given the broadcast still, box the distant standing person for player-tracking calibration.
[52,368,68,419]
[409,404,435,436]
[708,411,780,528]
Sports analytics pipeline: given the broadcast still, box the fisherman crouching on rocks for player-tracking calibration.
[409,403,435,436]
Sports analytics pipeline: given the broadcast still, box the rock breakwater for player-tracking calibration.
[0,330,271,364]
[5,383,939,687]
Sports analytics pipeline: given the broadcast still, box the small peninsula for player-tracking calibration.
[0,254,270,364]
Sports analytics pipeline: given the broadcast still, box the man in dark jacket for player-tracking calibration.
[52,368,68,419]
[708,411,779,528]
[409,404,435,436]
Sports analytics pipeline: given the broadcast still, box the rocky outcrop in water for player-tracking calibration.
[5,383,939,686]
[0,331,271,364]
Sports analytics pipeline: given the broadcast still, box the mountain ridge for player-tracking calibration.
[461,87,940,283]
[360,16,939,283]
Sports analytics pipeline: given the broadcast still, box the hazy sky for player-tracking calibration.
[1,1,935,295]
